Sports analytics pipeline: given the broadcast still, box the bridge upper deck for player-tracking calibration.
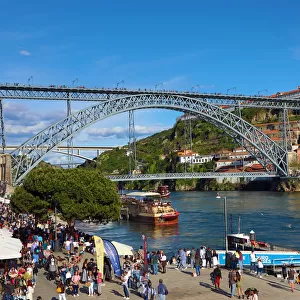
[0,83,299,109]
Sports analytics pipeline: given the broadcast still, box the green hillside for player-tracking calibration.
[94,118,237,176]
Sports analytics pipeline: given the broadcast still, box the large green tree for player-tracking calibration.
[11,165,121,225]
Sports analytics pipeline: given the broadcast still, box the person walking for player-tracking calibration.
[190,248,196,269]
[71,270,80,297]
[282,263,287,281]
[179,249,187,270]
[205,248,212,269]
[256,258,263,278]
[121,270,130,300]
[143,280,156,300]
[87,270,95,296]
[212,250,219,268]
[237,250,243,272]
[157,278,168,300]
[26,280,34,300]
[194,252,201,276]
[213,265,222,289]
[160,251,167,274]
[228,268,237,298]
[236,271,244,299]
[151,252,159,275]
[250,251,256,274]
[288,264,296,292]
[96,268,103,296]
[56,280,66,300]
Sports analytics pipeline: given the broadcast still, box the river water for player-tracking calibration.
[76,191,300,256]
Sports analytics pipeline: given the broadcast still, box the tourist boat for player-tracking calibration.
[156,185,171,198]
[120,191,179,226]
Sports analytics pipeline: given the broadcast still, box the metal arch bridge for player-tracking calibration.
[10,93,289,185]
[1,83,300,109]
[106,172,279,182]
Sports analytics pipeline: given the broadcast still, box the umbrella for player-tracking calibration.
[111,241,134,256]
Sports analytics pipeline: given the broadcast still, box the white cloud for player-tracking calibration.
[163,76,186,88]
[6,121,49,135]
[20,50,31,56]
[86,124,170,139]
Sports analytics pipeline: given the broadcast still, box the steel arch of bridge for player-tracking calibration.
[11,94,288,185]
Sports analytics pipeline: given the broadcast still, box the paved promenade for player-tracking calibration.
[34,263,300,300]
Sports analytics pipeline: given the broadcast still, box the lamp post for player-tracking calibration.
[216,195,228,252]
[191,84,200,92]
[53,200,60,252]
[117,80,124,88]
[28,76,33,85]
[155,82,163,91]
[72,78,79,87]
[226,87,236,95]
[142,234,148,273]
[258,89,268,96]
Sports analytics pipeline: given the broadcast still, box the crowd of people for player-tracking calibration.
[0,202,108,299]
[2,199,300,300]
[119,248,169,300]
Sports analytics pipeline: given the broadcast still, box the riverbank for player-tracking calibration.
[34,251,300,300]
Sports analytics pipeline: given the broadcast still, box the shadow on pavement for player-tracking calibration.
[199,282,231,297]
[110,289,124,297]
[268,282,291,291]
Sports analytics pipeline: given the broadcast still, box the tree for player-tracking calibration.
[11,165,121,225]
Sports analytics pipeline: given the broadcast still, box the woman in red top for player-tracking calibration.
[96,269,103,296]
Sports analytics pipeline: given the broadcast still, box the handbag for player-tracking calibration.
[56,287,62,293]
[66,271,72,279]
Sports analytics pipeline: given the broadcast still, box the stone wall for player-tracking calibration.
[0,154,12,185]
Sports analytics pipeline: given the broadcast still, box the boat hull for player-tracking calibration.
[122,212,179,226]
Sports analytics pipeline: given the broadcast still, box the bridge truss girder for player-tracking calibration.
[11,94,288,185]
[1,84,300,109]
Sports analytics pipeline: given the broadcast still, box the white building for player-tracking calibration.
[179,154,214,164]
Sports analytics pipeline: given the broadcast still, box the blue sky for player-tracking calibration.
[0,0,300,163]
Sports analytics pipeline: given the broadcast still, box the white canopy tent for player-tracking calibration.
[0,228,13,238]
[0,244,22,259]
[111,241,134,256]
[0,229,23,259]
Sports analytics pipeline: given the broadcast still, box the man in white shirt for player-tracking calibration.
[160,252,167,273]
[250,251,256,273]
[121,271,130,300]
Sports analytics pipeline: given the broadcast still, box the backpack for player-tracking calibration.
[151,255,158,264]
[206,250,212,259]
[288,269,295,280]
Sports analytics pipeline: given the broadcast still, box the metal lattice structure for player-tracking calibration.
[11,94,288,185]
[66,98,73,168]
[1,83,300,109]
[128,110,137,174]
[106,172,278,181]
[0,99,6,153]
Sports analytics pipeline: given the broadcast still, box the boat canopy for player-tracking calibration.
[126,192,161,197]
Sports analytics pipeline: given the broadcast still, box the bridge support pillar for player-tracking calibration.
[0,154,12,185]
[67,97,73,168]
[0,99,6,154]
